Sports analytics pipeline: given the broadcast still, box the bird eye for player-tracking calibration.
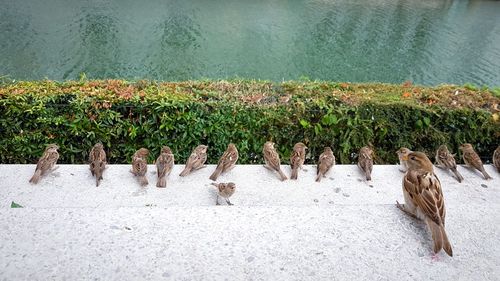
[410,156,416,160]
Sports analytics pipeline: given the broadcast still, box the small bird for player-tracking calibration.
[316,147,335,182]
[210,143,239,181]
[263,141,287,181]
[493,146,500,173]
[435,145,463,183]
[290,142,307,180]
[358,146,374,181]
[396,151,453,257]
[211,182,236,205]
[179,145,208,177]
[131,148,149,186]
[156,146,174,188]
[89,143,107,187]
[396,147,412,173]
[29,144,60,184]
[459,143,492,180]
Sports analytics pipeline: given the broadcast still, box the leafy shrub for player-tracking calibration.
[0,80,498,164]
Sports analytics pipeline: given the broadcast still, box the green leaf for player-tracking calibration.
[423,117,431,127]
[299,119,310,128]
[415,119,423,129]
[11,201,23,208]
[321,114,338,126]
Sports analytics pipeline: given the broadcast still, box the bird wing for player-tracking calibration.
[264,148,281,169]
[219,149,238,170]
[319,154,333,172]
[157,154,174,178]
[189,152,207,169]
[290,151,301,168]
[404,170,445,226]
[156,156,167,178]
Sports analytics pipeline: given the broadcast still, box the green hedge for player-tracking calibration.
[0,80,498,164]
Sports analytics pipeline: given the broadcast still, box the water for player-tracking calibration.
[1,0,500,86]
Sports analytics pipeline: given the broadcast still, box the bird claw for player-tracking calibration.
[396,201,404,211]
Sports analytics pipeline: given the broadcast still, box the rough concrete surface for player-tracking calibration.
[0,164,499,281]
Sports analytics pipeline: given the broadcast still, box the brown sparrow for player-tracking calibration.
[179,145,208,177]
[211,182,236,205]
[210,143,238,181]
[396,151,453,257]
[396,147,412,173]
[435,145,463,183]
[29,144,60,184]
[459,143,492,180]
[263,141,287,181]
[358,146,373,181]
[493,146,500,173]
[131,148,149,186]
[156,146,174,188]
[290,142,307,180]
[89,142,107,187]
[316,147,335,182]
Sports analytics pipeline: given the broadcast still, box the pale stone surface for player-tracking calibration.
[0,164,499,280]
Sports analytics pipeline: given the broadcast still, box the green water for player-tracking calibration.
[1,0,500,86]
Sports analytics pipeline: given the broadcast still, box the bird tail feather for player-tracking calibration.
[451,167,463,183]
[156,176,166,188]
[29,170,42,184]
[139,176,148,186]
[179,167,190,177]
[277,169,288,181]
[209,165,223,181]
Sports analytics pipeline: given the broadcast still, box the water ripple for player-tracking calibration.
[0,0,499,86]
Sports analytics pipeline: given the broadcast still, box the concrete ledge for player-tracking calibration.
[0,164,499,280]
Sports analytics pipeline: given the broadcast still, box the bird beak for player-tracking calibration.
[402,155,409,161]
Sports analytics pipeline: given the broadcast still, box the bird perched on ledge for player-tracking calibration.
[210,143,238,181]
[211,182,236,205]
[131,148,149,186]
[89,143,107,187]
[397,151,453,257]
[358,146,374,181]
[435,145,463,183]
[459,143,491,180]
[290,142,307,180]
[316,147,335,182]
[29,144,60,184]
[263,141,287,181]
[180,145,208,177]
[156,146,174,188]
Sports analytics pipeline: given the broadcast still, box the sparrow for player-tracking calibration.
[435,145,463,183]
[396,147,412,173]
[459,143,492,180]
[358,146,373,181]
[210,143,238,181]
[493,146,500,173]
[263,141,287,181]
[290,142,307,180]
[211,182,236,205]
[316,147,335,182]
[131,148,149,186]
[29,144,60,184]
[89,142,107,187]
[156,146,174,188]
[179,145,208,177]
[396,151,453,257]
